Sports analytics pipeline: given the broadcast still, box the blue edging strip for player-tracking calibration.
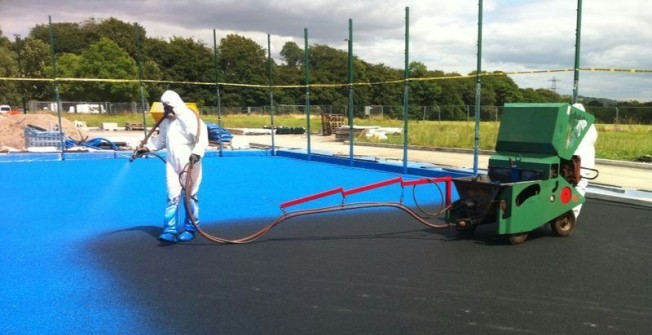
[276,149,470,179]
[1,148,472,180]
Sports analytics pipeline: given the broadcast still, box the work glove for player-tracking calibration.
[189,153,201,166]
[135,146,149,156]
[129,146,149,162]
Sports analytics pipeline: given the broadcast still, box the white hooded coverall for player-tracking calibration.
[571,104,598,218]
[146,90,209,235]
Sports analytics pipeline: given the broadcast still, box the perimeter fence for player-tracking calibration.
[27,100,652,124]
[27,101,144,115]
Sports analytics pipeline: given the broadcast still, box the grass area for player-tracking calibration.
[66,113,651,162]
[357,119,500,151]
[594,124,652,161]
[72,113,153,127]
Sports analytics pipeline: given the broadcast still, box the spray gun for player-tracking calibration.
[129,146,149,162]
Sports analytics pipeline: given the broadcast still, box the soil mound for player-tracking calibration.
[0,114,89,151]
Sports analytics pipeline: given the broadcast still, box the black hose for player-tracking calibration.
[133,151,167,163]
[411,179,446,218]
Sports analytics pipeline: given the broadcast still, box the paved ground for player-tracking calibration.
[80,198,652,334]
[3,134,650,334]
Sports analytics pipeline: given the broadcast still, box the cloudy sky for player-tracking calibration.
[1,0,650,101]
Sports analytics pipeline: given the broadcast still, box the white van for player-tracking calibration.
[0,105,11,114]
[68,103,105,114]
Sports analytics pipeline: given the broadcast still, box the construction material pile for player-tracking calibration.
[0,114,89,152]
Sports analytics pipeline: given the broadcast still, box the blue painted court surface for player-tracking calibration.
[1,151,455,334]
[3,151,651,334]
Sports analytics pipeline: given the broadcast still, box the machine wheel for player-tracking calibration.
[508,233,528,245]
[550,211,576,237]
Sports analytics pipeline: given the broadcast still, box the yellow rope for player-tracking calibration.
[0,67,649,89]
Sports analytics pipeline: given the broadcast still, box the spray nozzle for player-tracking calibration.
[129,146,149,162]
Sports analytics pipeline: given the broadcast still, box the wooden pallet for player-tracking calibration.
[321,113,345,135]
[124,122,145,130]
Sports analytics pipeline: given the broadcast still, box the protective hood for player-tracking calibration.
[161,90,192,117]
[151,89,208,160]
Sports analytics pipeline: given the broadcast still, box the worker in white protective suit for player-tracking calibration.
[141,90,209,243]
[571,103,598,219]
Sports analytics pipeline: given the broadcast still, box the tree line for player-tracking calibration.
[1,17,650,122]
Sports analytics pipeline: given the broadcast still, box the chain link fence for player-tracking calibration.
[27,101,147,114]
[27,100,652,124]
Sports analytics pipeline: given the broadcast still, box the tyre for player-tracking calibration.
[508,232,528,245]
[550,211,576,237]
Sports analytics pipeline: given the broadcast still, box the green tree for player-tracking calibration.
[31,22,92,55]
[138,58,164,103]
[519,87,564,102]
[85,18,145,60]
[141,37,175,98]
[275,41,305,105]
[482,72,523,107]
[309,44,352,107]
[219,34,268,107]
[17,37,52,102]
[364,62,402,107]
[0,31,19,104]
[519,88,541,102]
[436,74,468,120]
[74,37,139,101]
[52,53,82,100]
[30,18,145,56]
[408,61,443,119]
[144,36,215,106]
[280,41,303,68]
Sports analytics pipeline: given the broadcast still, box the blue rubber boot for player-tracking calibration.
[158,232,177,243]
[179,197,199,243]
[178,231,195,242]
[158,198,181,244]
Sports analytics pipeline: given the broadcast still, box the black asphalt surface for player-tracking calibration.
[87,198,652,335]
